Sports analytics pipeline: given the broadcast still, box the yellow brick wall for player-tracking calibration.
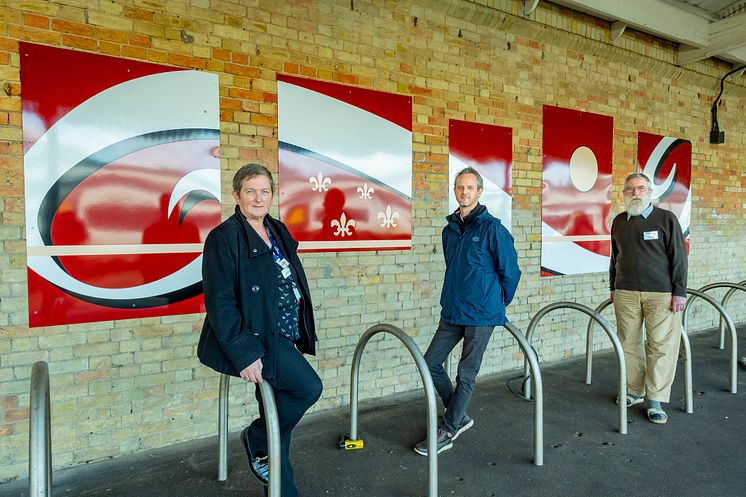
[1,0,745,481]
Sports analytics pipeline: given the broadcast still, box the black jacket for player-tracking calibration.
[197,206,316,379]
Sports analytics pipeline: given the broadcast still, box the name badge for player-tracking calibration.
[281,266,292,279]
[643,231,659,241]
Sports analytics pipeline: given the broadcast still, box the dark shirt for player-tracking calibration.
[454,203,486,233]
[275,255,300,341]
[609,206,687,296]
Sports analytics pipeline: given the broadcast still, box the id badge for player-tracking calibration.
[643,231,659,241]
[281,266,292,279]
[292,285,301,303]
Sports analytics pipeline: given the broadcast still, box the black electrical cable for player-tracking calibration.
[710,63,746,142]
[506,344,541,402]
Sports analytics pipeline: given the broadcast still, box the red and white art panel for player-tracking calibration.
[448,120,513,232]
[637,132,692,252]
[21,43,221,327]
[277,75,412,252]
[541,105,613,276]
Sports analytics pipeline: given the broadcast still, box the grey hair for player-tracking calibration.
[232,163,275,195]
[624,172,651,188]
[454,167,484,190]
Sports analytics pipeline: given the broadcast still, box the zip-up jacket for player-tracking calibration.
[440,206,521,326]
[197,207,316,379]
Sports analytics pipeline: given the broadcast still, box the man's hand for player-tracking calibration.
[610,290,615,303]
[240,358,263,383]
[671,295,687,313]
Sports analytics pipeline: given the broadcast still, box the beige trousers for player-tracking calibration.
[613,289,682,403]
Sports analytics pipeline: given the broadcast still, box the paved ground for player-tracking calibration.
[3,326,745,497]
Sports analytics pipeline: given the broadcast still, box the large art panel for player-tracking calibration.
[277,75,412,252]
[541,105,613,276]
[448,120,512,231]
[637,132,692,252]
[21,43,221,327]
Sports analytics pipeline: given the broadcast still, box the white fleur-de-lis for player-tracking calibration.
[378,206,400,228]
[309,172,331,192]
[330,212,356,237]
[357,182,374,199]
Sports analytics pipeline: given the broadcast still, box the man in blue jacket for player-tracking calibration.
[415,167,521,456]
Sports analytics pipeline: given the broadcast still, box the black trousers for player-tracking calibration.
[247,336,322,497]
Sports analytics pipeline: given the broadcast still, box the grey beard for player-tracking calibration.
[625,196,651,216]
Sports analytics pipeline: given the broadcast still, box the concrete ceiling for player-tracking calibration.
[540,0,746,65]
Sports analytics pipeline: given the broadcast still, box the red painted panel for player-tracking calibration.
[542,105,613,276]
[21,43,220,327]
[637,132,692,252]
[278,74,412,131]
[449,119,512,194]
[277,76,412,252]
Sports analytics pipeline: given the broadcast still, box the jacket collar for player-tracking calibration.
[233,206,271,256]
[447,203,488,232]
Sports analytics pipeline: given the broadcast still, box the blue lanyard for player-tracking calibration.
[264,223,300,298]
[264,226,291,277]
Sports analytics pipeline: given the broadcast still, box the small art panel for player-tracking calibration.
[277,75,412,252]
[541,105,613,276]
[21,43,221,327]
[637,132,692,252]
[448,120,513,232]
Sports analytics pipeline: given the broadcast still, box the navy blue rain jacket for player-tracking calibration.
[440,206,521,326]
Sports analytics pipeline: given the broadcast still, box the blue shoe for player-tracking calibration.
[647,407,668,425]
[241,427,268,485]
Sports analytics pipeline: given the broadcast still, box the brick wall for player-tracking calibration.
[1,0,744,481]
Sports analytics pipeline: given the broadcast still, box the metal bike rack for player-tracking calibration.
[347,323,439,497]
[502,321,544,466]
[29,361,52,497]
[523,302,627,434]
[690,281,746,350]
[683,288,740,394]
[218,375,281,497]
[587,298,693,414]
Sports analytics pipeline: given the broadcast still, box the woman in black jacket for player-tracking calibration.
[198,163,321,497]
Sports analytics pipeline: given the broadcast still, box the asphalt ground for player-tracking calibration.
[2,325,745,497]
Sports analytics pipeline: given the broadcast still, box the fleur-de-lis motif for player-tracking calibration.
[330,212,356,237]
[378,206,400,228]
[309,172,331,192]
[357,182,374,199]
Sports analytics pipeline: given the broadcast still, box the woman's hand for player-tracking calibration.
[240,358,263,383]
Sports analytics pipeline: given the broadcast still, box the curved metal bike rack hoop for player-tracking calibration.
[587,299,693,414]
[218,375,281,497]
[348,323,439,497]
[689,281,746,350]
[523,302,627,434]
[30,361,52,497]
[503,322,544,465]
[683,287,740,394]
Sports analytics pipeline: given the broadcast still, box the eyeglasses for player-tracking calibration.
[623,186,648,194]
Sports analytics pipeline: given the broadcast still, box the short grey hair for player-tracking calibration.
[232,163,275,195]
[624,172,651,189]
[454,167,484,190]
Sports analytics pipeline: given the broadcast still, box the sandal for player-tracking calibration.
[647,407,668,424]
[616,395,644,407]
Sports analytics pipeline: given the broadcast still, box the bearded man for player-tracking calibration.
[610,173,688,425]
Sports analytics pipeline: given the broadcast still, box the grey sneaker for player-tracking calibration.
[413,427,453,456]
[453,415,474,440]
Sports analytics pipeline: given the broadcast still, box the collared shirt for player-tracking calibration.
[627,203,653,220]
